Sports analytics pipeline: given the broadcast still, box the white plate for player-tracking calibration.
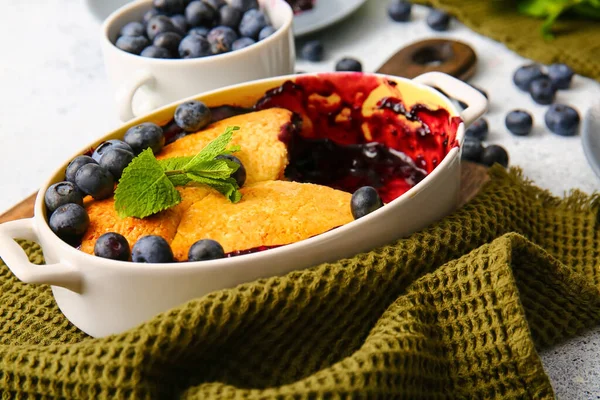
[293,0,368,36]
[582,103,600,179]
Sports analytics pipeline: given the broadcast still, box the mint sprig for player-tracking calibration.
[114,126,242,219]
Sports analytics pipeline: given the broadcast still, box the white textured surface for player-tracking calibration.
[1,0,600,397]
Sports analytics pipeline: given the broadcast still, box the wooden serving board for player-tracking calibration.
[0,162,490,224]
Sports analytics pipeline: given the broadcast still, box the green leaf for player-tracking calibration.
[186,174,242,203]
[114,149,181,219]
[158,156,193,172]
[182,126,240,171]
[186,159,239,180]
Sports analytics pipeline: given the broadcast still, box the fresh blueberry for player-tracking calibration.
[170,14,188,33]
[529,76,556,105]
[185,1,218,27]
[146,15,179,41]
[179,33,212,58]
[548,63,574,90]
[75,164,115,200]
[215,154,246,187]
[141,45,172,58]
[387,1,412,22]
[239,9,268,39]
[153,31,183,55]
[49,203,90,242]
[513,64,545,91]
[188,239,225,261]
[219,5,243,28]
[188,26,210,37]
[92,139,133,162]
[65,155,97,183]
[99,148,135,180]
[545,104,580,136]
[480,145,509,168]
[258,25,276,40]
[132,235,174,263]
[505,110,533,136]
[115,35,149,55]
[174,100,212,132]
[143,8,162,25]
[120,21,146,37]
[124,122,165,154]
[203,0,227,9]
[335,57,362,72]
[45,182,84,214]
[351,186,383,219]
[207,26,238,54]
[94,232,131,261]
[229,0,259,12]
[465,118,488,141]
[426,9,450,31]
[461,136,484,163]
[458,85,487,109]
[301,40,324,62]
[153,0,187,15]
[232,37,255,50]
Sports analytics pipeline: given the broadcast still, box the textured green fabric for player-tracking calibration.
[1,166,600,399]
[412,0,600,81]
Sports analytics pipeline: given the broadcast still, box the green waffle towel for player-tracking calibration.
[412,0,600,81]
[1,166,600,399]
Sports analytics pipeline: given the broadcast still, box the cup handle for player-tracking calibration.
[0,219,82,293]
[115,69,156,122]
[412,72,488,127]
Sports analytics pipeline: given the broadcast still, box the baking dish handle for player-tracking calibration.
[0,219,82,293]
[413,72,488,127]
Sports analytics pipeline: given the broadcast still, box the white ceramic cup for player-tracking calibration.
[101,0,295,121]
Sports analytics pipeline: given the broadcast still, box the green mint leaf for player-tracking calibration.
[186,174,242,203]
[182,126,240,171]
[114,149,181,218]
[159,156,193,172]
[186,159,239,180]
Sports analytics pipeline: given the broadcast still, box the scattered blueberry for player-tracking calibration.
[239,9,268,39]
[185,1,218,27]
[188,239,225,261]
[174,100,212,132]
[65,156,97,183]
[115,35,149,55]
[258,25,276,40]
[75,164,115,200]
[132,235,174,263]
[179,34,212,58]
[545,104,580,136]
[92,139,133,162]
[465,118,488,141]
[141,45,172,58]
[203,0,227,9]
[143,8,162,25]
[153,0,187,15]
[215,154,246,187]
[219,5,243,28]
[120,21,145,37]
[387,1,412,22]
[513,64,545,91]
[94,232,131,261]
[45,182,84,214]
[229,0,259,12]
[124,122,166,154]
[548,63,574,90]
[49,203,90,242]
[461,136,484,163]
[335,57,362,72]
[146,15,179,41]
[481,145,509,168]
[351,186,383,219]
[170,14,188,33]
[153,31,182,55]
[529,76,556,105]
[505,110,533,136]
[232,37,256,50]
[426,9,450,31]
[99,148,135,180]
[189,26,210,37]
[207,26,238,54]
[301,40,324,62]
